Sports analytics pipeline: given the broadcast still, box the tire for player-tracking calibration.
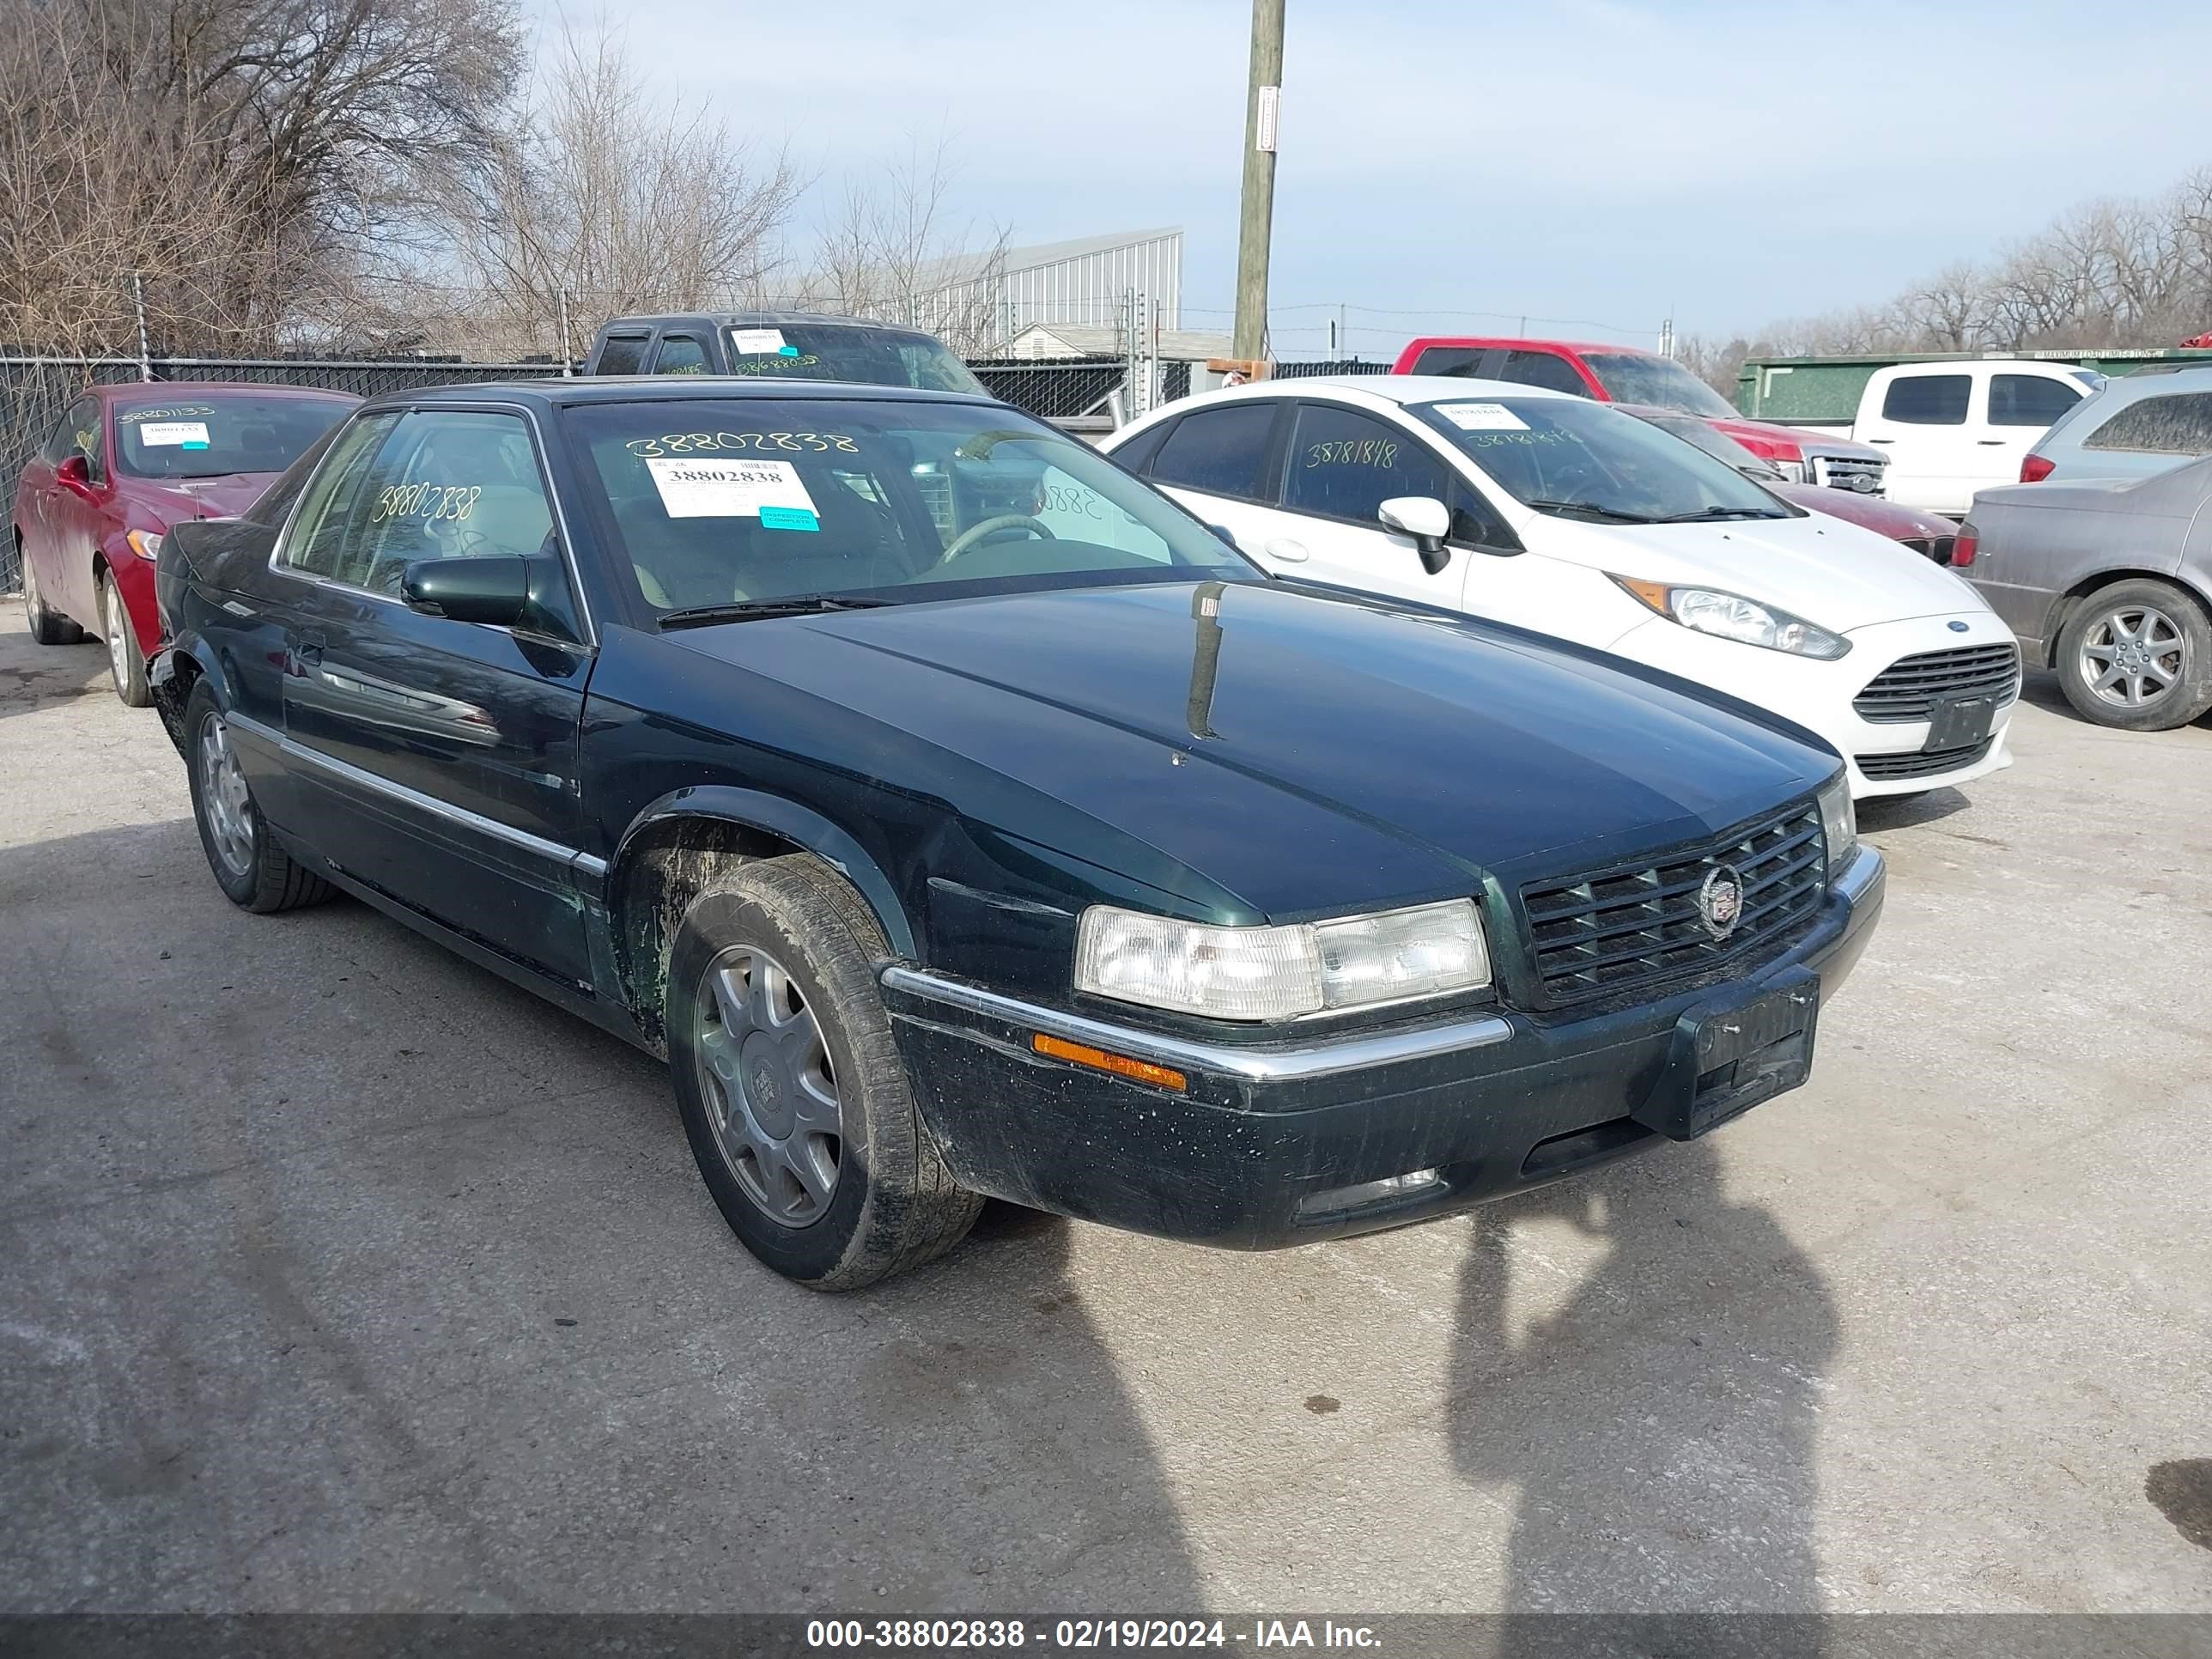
[183,679,335,914]
[2055,578,2212,732]
[100,571,151,707]
[20,544,84,646]
[666,855,981,1291]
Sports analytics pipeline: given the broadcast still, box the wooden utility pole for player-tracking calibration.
[1231,0,1285,365]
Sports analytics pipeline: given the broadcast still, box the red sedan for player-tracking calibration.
[12,384,357,704]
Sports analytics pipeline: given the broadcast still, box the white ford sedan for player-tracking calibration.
[1096,377,2017,799]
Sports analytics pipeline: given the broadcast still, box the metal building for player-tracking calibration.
[911,228,1183,349]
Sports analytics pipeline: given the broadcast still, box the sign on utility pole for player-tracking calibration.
[1231,0,1285,366]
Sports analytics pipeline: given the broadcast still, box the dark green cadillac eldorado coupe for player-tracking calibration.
[151,377,1882,1289]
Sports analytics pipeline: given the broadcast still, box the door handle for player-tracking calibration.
[1976,440,2005,446]
[1868,438,1894,444]
[1263,538,1310,562]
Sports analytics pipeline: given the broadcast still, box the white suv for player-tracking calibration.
[1097,377,2018,800]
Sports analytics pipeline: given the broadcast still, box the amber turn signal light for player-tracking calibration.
[1030,1033,1187,1092]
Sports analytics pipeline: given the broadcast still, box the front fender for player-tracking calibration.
[608,785,918,959]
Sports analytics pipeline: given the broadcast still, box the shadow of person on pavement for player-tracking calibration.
[1448,1141,1838,1657]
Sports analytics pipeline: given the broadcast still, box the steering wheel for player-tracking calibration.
[940,514,1055,563]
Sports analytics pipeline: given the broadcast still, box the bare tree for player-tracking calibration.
[0,0,528,354]
[1733,161,2212,361]
[792,131,1012,355]
[427,21,801,359]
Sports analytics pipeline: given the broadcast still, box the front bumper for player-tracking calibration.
[1609,612,2018,800]
[881,847,1884,1250]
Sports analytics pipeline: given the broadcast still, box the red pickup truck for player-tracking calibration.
[1390,336,1891,497]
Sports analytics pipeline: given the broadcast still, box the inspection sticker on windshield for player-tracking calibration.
[647,456,820,522]
[729,327,799,357]
[1433,403,1527,433]
[138,421,211,449]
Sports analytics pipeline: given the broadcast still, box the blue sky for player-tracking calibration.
[622,0,2212,359]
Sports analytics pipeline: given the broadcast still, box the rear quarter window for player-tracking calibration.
[2081,392,2212,456]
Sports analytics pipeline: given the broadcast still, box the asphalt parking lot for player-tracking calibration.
[2,600,2208,1618]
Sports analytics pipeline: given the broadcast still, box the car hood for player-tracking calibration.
[123,473,280,524]
[1768,483,1957,542]
[1707,416,1885,463]
[667,580,1836,920]
[1514,509,1993,633]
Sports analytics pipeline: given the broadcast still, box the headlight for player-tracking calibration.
[1817,773,1856,882]
[1612,576,1850,659]
[1073,898,1490,1021]
[125,530,164,561]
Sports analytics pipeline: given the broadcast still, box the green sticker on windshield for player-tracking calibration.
[759,506,819,532]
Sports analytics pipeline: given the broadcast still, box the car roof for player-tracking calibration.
[95,382,360,403]
[1402,336,1642,358]
[596,311,939,334]
[354,375,1000,414]
[1195,374,1577,407]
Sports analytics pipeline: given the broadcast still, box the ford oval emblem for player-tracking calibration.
[1948,620,1969,632]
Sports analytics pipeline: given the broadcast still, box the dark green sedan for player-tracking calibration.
[150,378,1884,1289]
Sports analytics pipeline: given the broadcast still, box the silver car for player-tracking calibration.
[2020,365,2212,485]
[1961,457,2212,731]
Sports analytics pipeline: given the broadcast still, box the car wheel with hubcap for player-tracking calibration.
[2057,578,2212,732]
[20,547,84,646]
[183,679,335,913]
[666,855,981,1290]
[100,571,150,706]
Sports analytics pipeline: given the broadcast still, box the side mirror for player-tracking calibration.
[57,454,97,499]
[402,554,539,628]
[1208,523,1240,550]
[1378,495,1453,575]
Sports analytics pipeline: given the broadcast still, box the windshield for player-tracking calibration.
[1413,398,1798,524]
[112,394,354,481]
[1582,352,1741,419]
[1639,410,1781,477]
[566,398,1253,614]
[723,325,988,396]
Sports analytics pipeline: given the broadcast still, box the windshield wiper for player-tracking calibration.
[1651,507,1786,523]
[1520,499,1658,525]
[656,594,894,630]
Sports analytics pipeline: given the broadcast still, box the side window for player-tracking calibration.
[594,334,649,375]
[1411,347,1489,378]
[1282,404,1452,525]
[1109,417,1176,476]
[331,410,557,598]
[2082,392,2212,456]
[650,334,709,375]
[1448,479,1517,549]
[42,400,93,465]
[1148,403,1279,500]
[1990,374,2081,428]
[1881,374,1971,425]
[1029,465,1170,562]
[55,398,106,481]
[283,414,400,580]
[1498,350,1591,397]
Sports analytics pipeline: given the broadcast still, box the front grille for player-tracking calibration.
[1520,805,1826,1008]
[1852,643,2020,722]
[1856,737,1996,781]
[1899,534,1958,565]
[1813,454,1886,495]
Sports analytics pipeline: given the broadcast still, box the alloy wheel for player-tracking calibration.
[197,714,255,876]
[694,945,842,1226]
[2078,605,2185,709]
